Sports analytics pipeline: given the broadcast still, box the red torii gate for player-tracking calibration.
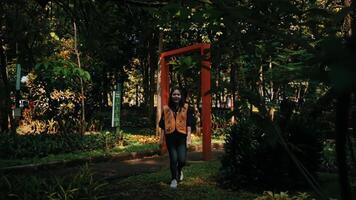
[159,43,212,160]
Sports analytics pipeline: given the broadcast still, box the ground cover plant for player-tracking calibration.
[0,165,107,200]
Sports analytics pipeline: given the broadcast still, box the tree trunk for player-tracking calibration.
[143,46,149,108]
[0,39,11,132]
[230,64,236,123]
[148,38,156,125]
[258,65,264,97]
[352,92,356,137]
[335,92,352,200]
[144,34,158,125]
[215,64,220,108]
[73,21,86,134]
[350,92,356,168]
[103,72,110,109]
[136,84,139,106]
[156,31,163,137]
[268,60,274,121]
[334,1,354,199]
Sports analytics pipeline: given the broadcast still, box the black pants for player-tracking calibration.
[165,132,187,181]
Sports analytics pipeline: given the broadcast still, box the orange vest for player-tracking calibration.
[163,103,188,134]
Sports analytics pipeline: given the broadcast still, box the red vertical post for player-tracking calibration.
[201,44,212,160]
[160,56,169,154]
[161,57,169,106]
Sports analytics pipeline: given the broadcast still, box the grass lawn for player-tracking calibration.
[102,161,353,200]
[104,160,257,200]
[104,160,348,200]
[0,143,160,168]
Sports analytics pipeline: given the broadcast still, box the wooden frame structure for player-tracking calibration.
[159,43,212,160]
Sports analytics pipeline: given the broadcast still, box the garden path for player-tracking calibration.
[36,148,224,181]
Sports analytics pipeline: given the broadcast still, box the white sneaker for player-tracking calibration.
[170,179,177,188]
[179,171,184,181]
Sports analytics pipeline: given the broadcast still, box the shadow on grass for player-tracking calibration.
[105,160,256,200]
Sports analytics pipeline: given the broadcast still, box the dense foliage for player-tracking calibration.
[219,114,323,191]
[0,131,120,159]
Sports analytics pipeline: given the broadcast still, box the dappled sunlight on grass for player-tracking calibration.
[0,142,159,168]
[191,133,226,145]
[125,134,159,144]
[121,127,155,135]
[182,176,215,188]
[112,143,159,153]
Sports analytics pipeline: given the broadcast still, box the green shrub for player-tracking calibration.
[219,115,323,191]
[219,118,264,190]
[321,140,337,172]
[0,131,121,159]
[0,165,107,200]
[212,109,232,137]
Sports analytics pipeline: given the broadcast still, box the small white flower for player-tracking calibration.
[216,31,223,36]
[21,75,29,83]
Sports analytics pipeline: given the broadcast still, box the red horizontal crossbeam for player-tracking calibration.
[160,43,210,58]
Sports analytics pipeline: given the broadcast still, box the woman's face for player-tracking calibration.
[171,89,182,104]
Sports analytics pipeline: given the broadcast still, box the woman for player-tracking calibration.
[159,87,193,189]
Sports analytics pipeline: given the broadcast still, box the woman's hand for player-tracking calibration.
[187,127,192,146]
[159,129,165,144]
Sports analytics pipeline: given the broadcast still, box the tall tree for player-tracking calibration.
[333,0,355,199]
[0,0,51,132]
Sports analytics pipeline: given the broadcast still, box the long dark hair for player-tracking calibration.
[168,87,186,109]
